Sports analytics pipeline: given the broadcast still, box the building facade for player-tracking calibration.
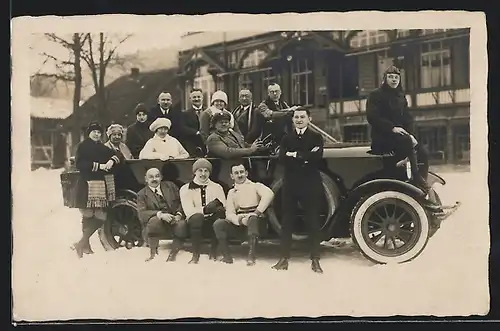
[176,29,470,164]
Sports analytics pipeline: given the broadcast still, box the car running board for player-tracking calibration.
[433,201,461,221]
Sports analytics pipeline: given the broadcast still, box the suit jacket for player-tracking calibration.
[232,102,265,143]
[136,181,184,224]
[278,127,324,181]
[148,105,182,139]
[206,130,255,159]
[179,107,206,156]
[258,98,293,143]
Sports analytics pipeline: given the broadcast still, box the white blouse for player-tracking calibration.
[179,180,226,220]
[139,135,189,160]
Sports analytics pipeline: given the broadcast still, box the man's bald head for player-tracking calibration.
[145,167,162,187]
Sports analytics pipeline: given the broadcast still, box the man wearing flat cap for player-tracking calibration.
[139,117,190,160]
[179,158,228,264]
[205,111,266,159]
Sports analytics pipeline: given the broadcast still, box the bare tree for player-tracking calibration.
[34,33,88,116]
[80,33,132,126]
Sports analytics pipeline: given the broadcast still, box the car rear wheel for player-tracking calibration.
[350,190,430,264]
[98,198,145,250]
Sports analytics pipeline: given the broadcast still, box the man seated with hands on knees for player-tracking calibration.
[137,167,188,262]
[213,161,274,265]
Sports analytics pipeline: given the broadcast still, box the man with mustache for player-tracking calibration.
[179,158,227,264]
[272,107,325,274]
[231,89,265,144]
[212,161,274,265]
[137,167,187,262]
[179,88,206,157]
[366,65,430,192]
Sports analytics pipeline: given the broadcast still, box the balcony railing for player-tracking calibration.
[328,88,470,116]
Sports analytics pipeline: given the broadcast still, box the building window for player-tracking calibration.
[343,125,368,143]
[416,126,447,162]
[397,29,411,38]
[350,30,389,48]
[193,64,215,108]
[420,41,452,89]
[291,57,314,106]
[454,124,470,162]
[261,69,280,99]
[421,29,449,36]
[241,49,268,69]
[238,73,253,92]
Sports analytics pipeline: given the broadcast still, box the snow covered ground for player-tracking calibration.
[12,167,490,320]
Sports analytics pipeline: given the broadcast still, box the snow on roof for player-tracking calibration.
[30,97,73,120]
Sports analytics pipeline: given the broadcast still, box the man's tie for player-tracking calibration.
[154,188,165,201]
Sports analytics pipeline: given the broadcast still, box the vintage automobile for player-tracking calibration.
[60,123,460,265]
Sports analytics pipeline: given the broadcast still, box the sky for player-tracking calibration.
[29,32,182,76]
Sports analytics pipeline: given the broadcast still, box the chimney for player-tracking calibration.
[131,67,140,78]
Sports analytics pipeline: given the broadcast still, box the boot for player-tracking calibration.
[189,230,202,264]
[75,217,102,259]
[271,258,289,270]
[246,235,258,266]
[218,239,233,264]
[166,238,182,262]
[145,239,159,262]
[408,151,430,192]
[311,258,323,274]
[209,238,218,261]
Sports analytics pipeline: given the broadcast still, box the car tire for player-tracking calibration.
[350,190,430,264]
[98,198,145,251]
[267,172,340,241]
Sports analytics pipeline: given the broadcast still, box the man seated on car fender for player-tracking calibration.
[137,167,188,262]
[213,161,274,265]
[206,112,269,159]
[139,118,190,161]
[179,158,228,264]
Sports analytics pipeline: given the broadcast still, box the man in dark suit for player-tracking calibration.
[272,107,325,274]
[148,92,182,139]
[137,167,188,262]
[232,89,265,144]
[179,88,206,157]
[257,83,299,148]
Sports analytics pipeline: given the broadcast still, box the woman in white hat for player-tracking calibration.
[139,117,190,160]
[199,90,241,141]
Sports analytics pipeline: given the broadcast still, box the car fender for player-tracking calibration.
[324,179,426,239]
[428,171,446,186]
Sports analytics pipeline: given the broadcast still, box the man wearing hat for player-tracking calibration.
[72,121,123,258]
[366,65,430,192]
[199,90,241,142]
[139,117,190,160]
[179,158,228,264]
[126,103,154,159]
[206,111,266,159]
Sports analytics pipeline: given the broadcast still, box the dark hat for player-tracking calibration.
[134,103,148,115]
[86,121,103,136]
[211,111,231,126]
[384,65,401,75]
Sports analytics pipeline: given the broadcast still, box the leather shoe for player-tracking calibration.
[311,258,323,273]
[271,258,288,270]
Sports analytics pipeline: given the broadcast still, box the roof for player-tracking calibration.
[30,97,73,120]
[65,67,180,129]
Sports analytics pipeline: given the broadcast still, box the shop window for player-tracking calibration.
[416,126,447,162]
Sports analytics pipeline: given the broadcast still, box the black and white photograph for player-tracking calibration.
[11,12,488,320]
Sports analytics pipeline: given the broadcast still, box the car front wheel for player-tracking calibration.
[350,190,430,264]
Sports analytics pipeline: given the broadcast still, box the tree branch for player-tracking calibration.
[104,34,132,66]
[44,33,74,49]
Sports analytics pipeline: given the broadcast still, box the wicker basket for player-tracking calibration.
[60,170,81,208]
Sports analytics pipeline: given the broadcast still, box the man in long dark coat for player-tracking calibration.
[366,65,430,191]
[232,89,265,144]
[148,92,182,139]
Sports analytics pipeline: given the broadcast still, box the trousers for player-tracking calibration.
[212,216,260,240]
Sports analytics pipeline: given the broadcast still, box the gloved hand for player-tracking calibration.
[203,198,224,215]
[214,206,226,219]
